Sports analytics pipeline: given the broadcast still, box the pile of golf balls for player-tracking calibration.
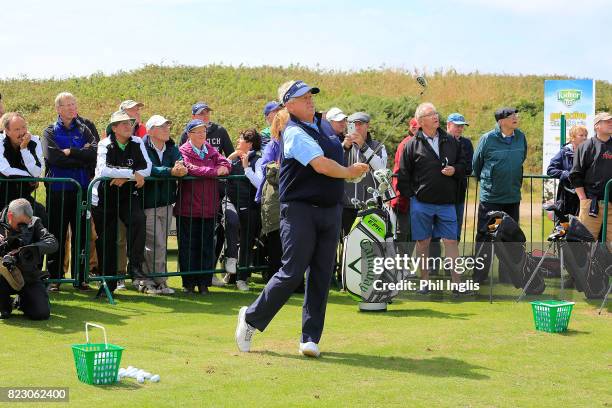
[118,366,160,384]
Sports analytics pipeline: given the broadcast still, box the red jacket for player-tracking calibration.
[174,141,231,219]
[390,134,413,213]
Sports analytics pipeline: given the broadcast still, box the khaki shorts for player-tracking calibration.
[578,199,612,249]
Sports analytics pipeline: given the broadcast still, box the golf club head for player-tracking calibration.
[416,76,428,95]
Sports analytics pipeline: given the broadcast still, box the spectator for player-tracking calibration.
[0,113,45,217]
[235,80,368,358]
[325,107,348,140]
[119,100,147,137]
[0,199,58,320]
[222,129,263,291]
[179,102,234,157]
[341,112,388,237]
[174,119,231,295]
[391,117,419,247]
[178,102,235,274]
[140,115,188,295]
[547,125,588,218]
[397,102,467,294]
[569,112,612,248]
[472,107,527,283]
[260,101,281,148]
[41,92,97,291]
[91,110,151,296]
[257,109,289,283]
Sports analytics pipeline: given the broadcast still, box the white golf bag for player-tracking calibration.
[341,169,404,311]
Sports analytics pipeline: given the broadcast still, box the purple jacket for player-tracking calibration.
[255,139,280,203]
[174,141,231,219]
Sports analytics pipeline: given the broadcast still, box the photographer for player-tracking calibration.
[0,199,58,320]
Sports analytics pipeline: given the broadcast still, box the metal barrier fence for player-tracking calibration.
[0,177,84,287]
[602,178,611,243]
[83,175,267,303]
[2,174,608,304]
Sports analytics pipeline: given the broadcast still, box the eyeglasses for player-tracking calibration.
[421,111,439,118]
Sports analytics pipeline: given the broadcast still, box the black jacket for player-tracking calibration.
[92,134,152,206]
[569,136,612,199]
[0,207,58,283]
[397,128,466,204]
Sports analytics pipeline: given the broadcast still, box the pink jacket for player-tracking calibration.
[174,141,231,219]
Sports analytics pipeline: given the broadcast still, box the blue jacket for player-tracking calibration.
[547,144,579,216]
[41,117,97,191]
[472,125,527,204]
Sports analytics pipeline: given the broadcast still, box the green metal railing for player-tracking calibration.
[84,175,267,303]
[0,177,84,286]
[602,178,611,243]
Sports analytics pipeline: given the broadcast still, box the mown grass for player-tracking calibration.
[1,65,610,173]
[1,276,609,408]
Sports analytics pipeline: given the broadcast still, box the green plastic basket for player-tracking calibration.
[530,300,575,333]
[72,323,124,385]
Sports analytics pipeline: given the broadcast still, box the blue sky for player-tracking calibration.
[2,0,610,80]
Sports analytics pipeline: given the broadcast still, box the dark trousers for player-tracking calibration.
[46,190,87,285]
[246,202,341,344]
[92,196,146,292]
[177,216,215,289]
[261,229,282,282]
[223,200,262,281]
[341,207,359,238]
[0,277,50,320]
[473,202,520,283]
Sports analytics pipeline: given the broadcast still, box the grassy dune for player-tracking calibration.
[2,65,610,173]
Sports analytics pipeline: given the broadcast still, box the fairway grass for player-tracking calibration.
[1,276,610,408]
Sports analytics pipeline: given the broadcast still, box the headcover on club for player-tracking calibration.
[0,264,24,291]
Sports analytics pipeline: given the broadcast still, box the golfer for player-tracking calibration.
[235,80,369,357]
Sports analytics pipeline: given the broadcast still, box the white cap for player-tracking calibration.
[326,107,347,122]
[119,100,144,110]
[145,115,172,130]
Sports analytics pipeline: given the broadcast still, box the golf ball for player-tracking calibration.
[137,375,145,384]
[150,375,160,383]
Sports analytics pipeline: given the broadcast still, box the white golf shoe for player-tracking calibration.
[299,341,320,358]
[235,306,256,352]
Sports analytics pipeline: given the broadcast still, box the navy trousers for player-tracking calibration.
[246,201,341,344]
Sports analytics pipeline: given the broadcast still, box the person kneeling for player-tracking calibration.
[0,199,58,320]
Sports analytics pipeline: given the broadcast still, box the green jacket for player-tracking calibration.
[260,162,280,235]
[472,125,527,204]
[142,135,183,209]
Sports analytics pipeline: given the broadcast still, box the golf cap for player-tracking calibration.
[192,102,212,115]
[594,111,612,125]
[185,119,207,133]
[347,112,371,123]
[494,107,519,121]
[109,110,135,126]
[326,107,348,122]
[119,100,144,110]
[447,113,469,126]
[263,101,281,117]
[278,80,320,105]
[145,115,172,130]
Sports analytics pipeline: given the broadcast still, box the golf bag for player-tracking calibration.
[561,216,611,299]
[483,211,546,295]
[341,169,404,308]
[341,207,402,304]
